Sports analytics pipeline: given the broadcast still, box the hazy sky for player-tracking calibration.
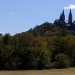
[0,0,75,35]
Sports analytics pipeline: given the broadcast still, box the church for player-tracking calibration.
[54,9,75,31]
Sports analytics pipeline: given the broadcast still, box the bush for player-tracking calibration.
[55,53,70,69]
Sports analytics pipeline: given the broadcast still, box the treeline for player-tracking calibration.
[0,23,75,70]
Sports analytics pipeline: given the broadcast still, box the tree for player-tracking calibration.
[51,37,67,61]
[37,49,51,69]
[55,53,70,69]
[2,33,11,45]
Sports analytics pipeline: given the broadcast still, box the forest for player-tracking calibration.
[0,9,75,70]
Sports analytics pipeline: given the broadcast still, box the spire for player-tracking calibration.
[59,9,65,22]
[68,9,72,24]
[61,9,65,22]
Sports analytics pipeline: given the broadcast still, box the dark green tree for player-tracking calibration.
[55,53,70,69]
[2,33,11,45]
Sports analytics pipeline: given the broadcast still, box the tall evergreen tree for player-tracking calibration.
[68,9,72,24]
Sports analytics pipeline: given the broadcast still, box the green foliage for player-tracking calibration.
[55,53,70,69]
[37,49,51,69]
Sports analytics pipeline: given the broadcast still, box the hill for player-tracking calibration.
[0,9,75,70]
[26,22,74,37]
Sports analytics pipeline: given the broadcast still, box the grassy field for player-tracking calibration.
[0,68,75,75]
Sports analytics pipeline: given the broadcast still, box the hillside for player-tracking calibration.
[26,22,74,37]
[0,9,75,70]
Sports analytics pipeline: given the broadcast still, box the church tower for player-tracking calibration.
[60,9,65,22]
[68,9,72,24]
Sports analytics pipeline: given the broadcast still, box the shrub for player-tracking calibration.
[55,53,70,69]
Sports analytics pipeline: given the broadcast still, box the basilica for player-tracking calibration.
[54,9,75,31]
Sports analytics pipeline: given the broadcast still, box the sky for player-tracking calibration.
[0,0,75,35]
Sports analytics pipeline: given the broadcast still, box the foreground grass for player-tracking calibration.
[49,68,75,72]
[0,68,75,75]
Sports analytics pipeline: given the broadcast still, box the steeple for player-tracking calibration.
[68,9,72,24]
[61,9,65,22]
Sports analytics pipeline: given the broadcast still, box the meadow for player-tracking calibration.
[0,68,75,75]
